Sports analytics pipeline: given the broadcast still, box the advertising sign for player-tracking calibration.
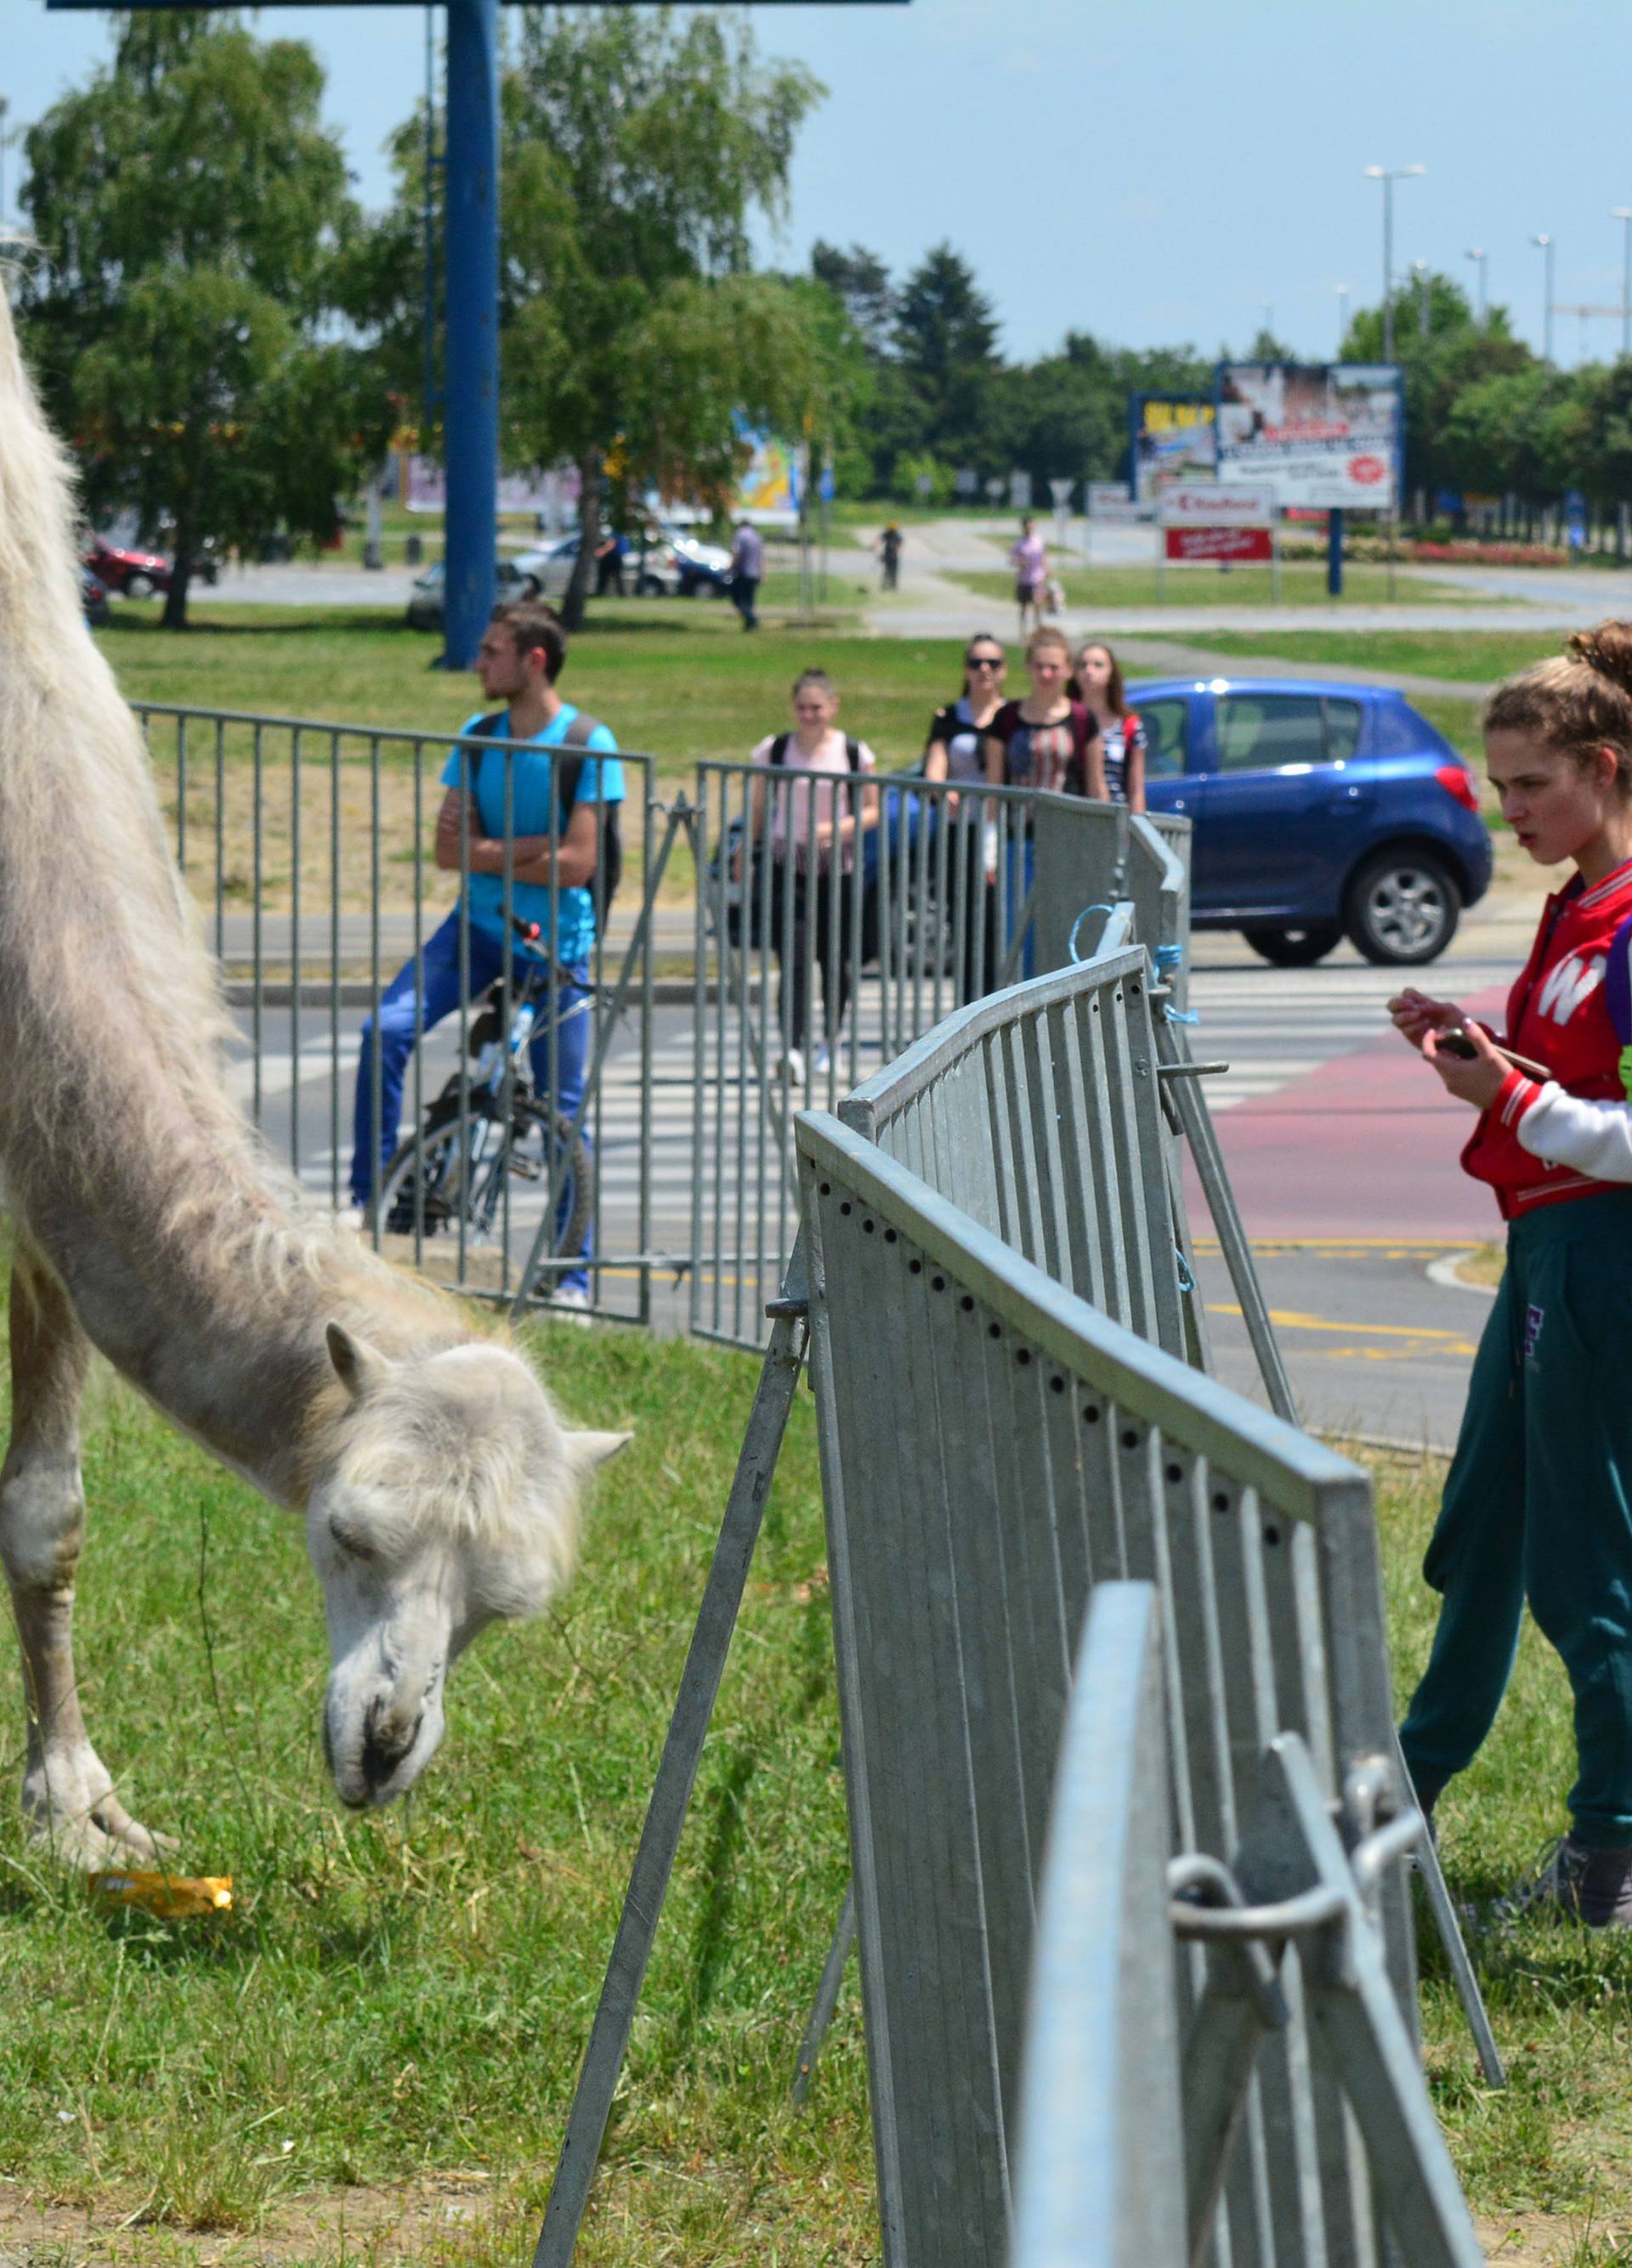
[1086,481,1143,523]
[732,428,800,524]
[1130,396,1216,502]
[1158,484,1275,528]
[1164,526,1273,563]
[1215,363,1402,510]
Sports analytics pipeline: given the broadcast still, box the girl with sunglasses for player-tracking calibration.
[924,636,1007,998]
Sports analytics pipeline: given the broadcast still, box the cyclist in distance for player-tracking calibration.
[348,599,624,1313]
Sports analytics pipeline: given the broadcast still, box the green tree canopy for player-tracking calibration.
[494,7,834,625]
[20,11,388,626]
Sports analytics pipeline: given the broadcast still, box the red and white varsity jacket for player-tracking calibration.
[1463,854,1632,1219]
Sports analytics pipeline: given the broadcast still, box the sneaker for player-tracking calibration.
[1499,1834,1632,1929]
[774,1046,805,1085]
[550,1284,592,1329]
[813,1042,832,1077]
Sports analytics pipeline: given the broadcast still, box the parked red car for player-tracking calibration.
[84,535,173,599]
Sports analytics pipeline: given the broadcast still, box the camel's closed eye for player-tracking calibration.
[329,1519,377,1562]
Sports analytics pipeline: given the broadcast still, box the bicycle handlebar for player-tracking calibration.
[506,914,617,1001]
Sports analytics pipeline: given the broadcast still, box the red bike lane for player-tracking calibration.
[1186,983,1512,1244]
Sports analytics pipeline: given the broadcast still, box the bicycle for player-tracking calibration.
[373,915,598,1264]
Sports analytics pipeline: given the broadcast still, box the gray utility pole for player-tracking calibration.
[0,95,9,234]
[1335,282,1349,353]
[1365,163,1425,361]
[1465,246,1488,331]
[1532,234,1555,364]
[1615,209,1632,359]
[1413,259,1430,339]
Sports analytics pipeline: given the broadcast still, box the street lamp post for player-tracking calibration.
[1365,163,1425,361]
[1614,210,1632,359]
[1335,283,1350,354]
[0,96,9,236]
[1465,246,1488,331]
[1532,233,1555,364]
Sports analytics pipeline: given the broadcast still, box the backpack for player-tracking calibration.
[471,707,622,921]
[769,732,863,776]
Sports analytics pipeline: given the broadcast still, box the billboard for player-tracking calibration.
[733,428,800,524]
[1130,396,1216,503]
[1215,363,1402,510]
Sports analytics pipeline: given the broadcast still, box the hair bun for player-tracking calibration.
[1568,620,1632,698]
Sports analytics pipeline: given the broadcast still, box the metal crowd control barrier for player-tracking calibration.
[689,760,1182,1346]
[796,1111,1478,2268]
[133,702,667,1325]
[1013,1582,1481,2268]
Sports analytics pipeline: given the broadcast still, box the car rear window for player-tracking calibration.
[1138,697,1187,778]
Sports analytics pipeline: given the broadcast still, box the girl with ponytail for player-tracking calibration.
[1391,619,1632,1926]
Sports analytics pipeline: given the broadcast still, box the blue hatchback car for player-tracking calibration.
[1131,676,1493,966]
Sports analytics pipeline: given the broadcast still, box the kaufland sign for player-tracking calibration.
[1158,485,1276,528]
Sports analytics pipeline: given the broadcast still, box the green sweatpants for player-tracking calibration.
[1400,1188,1632,1847]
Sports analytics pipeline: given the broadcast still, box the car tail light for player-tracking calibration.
[1435,761,1480,813]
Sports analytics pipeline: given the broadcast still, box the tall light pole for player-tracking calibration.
[1614,209,1632,359]
[1335,283,1350,354]
[1412,259,1430,340]
[1532,233,1555,364]
[1465,246,1488,331]
[1364,164,1425,361]
[0,96,9,236]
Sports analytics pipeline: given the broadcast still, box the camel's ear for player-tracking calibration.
[565,1428,632,1478]
[326,1321,393,1402]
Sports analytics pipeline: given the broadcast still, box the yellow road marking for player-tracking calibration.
[1208,1304,1474,1344]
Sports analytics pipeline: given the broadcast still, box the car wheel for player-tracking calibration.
[521,575,543,600]
[636,571,665,597]
[125,572,156,600]
[1242,923,1342,968]
[1343,846,1460,966]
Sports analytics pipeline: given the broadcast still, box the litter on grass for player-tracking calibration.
[88,1872,233,1919]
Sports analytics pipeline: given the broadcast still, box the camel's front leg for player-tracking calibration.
[1,1242,166,1864]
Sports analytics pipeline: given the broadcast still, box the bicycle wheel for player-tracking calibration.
[376,1098,592,1258]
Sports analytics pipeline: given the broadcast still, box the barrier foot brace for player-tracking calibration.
[531,1240,809,2268]
[1154,1005,1505,2090]
[1174,1735,1483,2268]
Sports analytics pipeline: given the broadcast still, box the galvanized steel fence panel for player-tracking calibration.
[797,1110,1402,2268]
[690,760,1188,1346]
[1009,1581,1186,2268]
[840,946,1186,1360]
[133,702,660,1323]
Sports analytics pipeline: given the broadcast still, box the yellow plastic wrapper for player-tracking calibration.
[88,1871,233,1919]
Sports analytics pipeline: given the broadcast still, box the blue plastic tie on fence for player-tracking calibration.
[1164,1004,1200,1026]
[1153,942,1183,976]
[1068,904,1116,962]
[1175,1247,1195,1292]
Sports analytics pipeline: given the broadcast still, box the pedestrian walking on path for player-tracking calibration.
[1009,514,1048,637]
[1073,638,1148,812]
[924,631,1006,998]
[1394,619,1632,1927]
[729,518,764,630]
[738,669,880,1081]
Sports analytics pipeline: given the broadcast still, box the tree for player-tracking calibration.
[496,8,830,628]
[1341,276,1532,506]
[19,12,388,627]
[811,240,896,360]
[892,244,1002,463]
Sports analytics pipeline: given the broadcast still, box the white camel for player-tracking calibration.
[0,287,626,1863]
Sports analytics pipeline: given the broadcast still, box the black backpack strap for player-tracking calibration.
[770,732,791,766]
[845,737,862,772]
[553,708,604,818]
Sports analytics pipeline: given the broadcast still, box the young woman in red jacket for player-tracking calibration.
[1392,622,1632,1926]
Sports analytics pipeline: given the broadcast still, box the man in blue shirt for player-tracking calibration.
[349,600,625,1309]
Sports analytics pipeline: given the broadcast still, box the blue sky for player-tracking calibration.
[6,0,1632,368]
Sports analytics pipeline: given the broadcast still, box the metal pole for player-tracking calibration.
[1533,235,1554,365]
[422,7,437,457]
[1328,506,1344,599]
[441,0,499,671]
[1622,212,1632,359]
[1382,177,1394,363]
[1414,259,1430,341]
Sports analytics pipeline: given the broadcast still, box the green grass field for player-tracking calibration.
[0,1338,1624,2262]
[1189,627,1567,685]
[94,606,951,783]
[949,563,1501,611]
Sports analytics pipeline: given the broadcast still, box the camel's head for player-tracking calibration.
[306,1321,628,1808]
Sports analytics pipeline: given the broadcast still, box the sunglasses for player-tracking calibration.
[966,653,1005,670]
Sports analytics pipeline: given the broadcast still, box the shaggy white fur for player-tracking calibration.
[0,284,626,1858]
